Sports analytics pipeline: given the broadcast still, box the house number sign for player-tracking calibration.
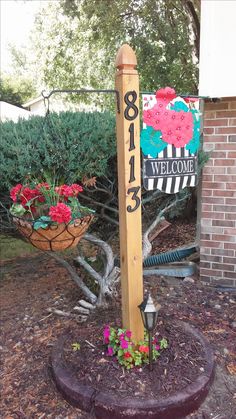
[115,44,144,343]
[124,90,141,213]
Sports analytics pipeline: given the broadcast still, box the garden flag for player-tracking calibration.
[141,87,201,194]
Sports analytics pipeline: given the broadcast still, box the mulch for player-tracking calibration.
[63,319,208,401]
[0,219,236,418]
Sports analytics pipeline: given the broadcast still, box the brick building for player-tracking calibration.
[200,99,236,286]
[199,1,236,286]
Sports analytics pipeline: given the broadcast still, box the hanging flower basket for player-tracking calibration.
[10,180,95,252]
[13,215,94,251]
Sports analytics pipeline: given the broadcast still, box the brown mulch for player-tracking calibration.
[0,219,236,418]
[64,320,208,400]
[151,218,197,254]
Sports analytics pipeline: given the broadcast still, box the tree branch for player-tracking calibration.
[75,255,103,285]
[45,251,97,304]
[83,233,115,278]
[96,213,119,226]
[142,189,164,205]
[142,194,190,260]
[80,193,118,213]
[184,0,200,60]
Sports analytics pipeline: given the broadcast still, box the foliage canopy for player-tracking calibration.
[12,0,200,99]
[0,75,36,107]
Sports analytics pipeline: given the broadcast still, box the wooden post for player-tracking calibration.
[115,44,144,342]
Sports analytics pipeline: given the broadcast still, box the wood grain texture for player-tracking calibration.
[115,44,144,342]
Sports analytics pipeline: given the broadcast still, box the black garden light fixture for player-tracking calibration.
[138,294,159,371]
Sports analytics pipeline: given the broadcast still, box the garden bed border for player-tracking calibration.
[51,321,215,418]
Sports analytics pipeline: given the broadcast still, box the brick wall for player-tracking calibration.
[200,98,236,286]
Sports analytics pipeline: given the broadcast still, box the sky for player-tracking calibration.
[0,0,50,72]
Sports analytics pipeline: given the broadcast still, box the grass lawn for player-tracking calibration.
[0,235,39,260]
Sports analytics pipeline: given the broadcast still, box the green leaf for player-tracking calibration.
[141,127,167,158]
[72,342,81,351]
[160,338,168,349]
[33,221,49,230]
[10,204,26,217]
[38,215,51,222]
[170,101,189,113]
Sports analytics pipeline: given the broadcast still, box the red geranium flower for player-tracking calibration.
[55,185,66,195]
[36,182,50,190]
[49,202,72,224]
[124,351,132,359]
[55,184,83,198]
[139,345,149,353]
[20,187,39,207]
[10,184,23,202]
[71,184,83,195]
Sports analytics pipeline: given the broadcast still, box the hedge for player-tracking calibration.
[0,111,116,190]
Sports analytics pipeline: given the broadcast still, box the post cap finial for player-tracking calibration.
[115,44,137,70]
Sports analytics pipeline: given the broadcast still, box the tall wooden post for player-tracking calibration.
[115,44,144,342]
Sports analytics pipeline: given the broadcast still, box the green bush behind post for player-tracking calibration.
[0,111,116,189]
[0,110,207,241]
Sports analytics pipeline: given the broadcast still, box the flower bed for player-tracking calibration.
[52,317,214,418]
[103,325,168,369]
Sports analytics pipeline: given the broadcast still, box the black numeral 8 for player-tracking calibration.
[124,91,139,121]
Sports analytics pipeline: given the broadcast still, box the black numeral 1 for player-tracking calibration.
[129,156,135,183]
[129,123,135,151]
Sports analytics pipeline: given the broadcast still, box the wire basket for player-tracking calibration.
[13,215,94,251]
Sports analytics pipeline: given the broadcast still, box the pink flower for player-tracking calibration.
[155,345,160,351]
[120,339,129,349]
[155,87,176,102]
[139,345,149,353]
[10,184,23,202]
[161,111,193,148]
[49,203,72,223]
[143,86,194,148]
[119,333,125,340]
[126,330,132,339]
[107,346,114,356]
[143,108,156,126]
[103,326,110,344]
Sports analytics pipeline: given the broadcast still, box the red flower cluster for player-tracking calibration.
[143,87,193,148]
[10,182,84,224]
[10,184,44,209]
[10,184,23,202]
[139,345,149,353]
[49,202,72,223]
[55,184,83,198]
[36,182,50,190]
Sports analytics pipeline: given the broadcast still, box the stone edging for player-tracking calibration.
[51,322,215,418]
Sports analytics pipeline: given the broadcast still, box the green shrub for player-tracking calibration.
[0,111,116,189]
